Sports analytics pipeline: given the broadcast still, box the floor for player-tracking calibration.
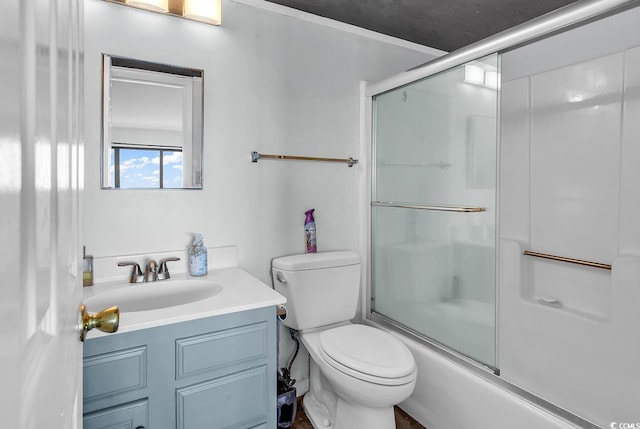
[291,397,426,429]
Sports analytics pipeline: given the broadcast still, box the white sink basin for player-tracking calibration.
[85,279,223,313]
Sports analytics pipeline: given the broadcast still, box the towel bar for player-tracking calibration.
[251,151,358,167]
[523,250,611,270]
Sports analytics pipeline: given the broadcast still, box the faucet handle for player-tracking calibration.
[118,262,145,283]
[158,257,181,280]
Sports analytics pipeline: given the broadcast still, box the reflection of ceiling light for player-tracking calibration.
[464,64,499,90]
[484,71,498,89]
[464,65,485,86]
[183,0,222,25]
[125,0,168,13]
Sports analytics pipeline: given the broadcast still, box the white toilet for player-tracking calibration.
[272,251,417,429]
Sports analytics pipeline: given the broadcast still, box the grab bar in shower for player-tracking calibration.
[251,151,359,167]
[371,201,485,213]
[523,250,611,271]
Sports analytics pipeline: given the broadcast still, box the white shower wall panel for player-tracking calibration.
[619,46,640,256]
[530,53,622,266]
[499,7,640,426]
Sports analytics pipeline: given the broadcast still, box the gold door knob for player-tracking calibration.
[79,304,119,341]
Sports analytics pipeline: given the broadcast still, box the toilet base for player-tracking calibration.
[303,391,332,429]
[303,390,397,429]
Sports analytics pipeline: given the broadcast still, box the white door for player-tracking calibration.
[0,0,84,427]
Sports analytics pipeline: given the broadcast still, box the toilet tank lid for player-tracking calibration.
[272,251,360,271]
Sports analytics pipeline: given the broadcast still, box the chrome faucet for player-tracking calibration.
[144,260,158,282]
[119,257,181,283]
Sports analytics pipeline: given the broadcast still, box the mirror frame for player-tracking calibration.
[101,54,204,189]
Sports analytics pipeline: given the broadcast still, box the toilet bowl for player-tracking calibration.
[271,251,417,429]
[301,324,416,428]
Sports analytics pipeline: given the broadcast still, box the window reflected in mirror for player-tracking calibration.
[110,148,184,189]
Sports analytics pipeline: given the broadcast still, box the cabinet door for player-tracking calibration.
[176,366,268,429]
[83,399,148,429]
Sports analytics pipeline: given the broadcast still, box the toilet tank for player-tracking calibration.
[272,251,361,331]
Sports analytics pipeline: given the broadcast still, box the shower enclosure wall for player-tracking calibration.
[365,2,640,428]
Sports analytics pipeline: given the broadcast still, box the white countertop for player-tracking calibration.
[83,267,286,339]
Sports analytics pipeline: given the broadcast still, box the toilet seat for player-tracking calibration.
[319,324,416,386]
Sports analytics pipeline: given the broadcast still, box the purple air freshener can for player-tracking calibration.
[304,209,317,253]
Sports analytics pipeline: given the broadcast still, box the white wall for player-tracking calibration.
[83,0,439,280]
[83,0,441,394]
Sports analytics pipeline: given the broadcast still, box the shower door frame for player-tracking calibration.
[359,0,640,427]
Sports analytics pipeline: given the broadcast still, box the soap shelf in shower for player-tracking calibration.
[372,201,485,213]
[523,250,611,271]
[251,151,358,167]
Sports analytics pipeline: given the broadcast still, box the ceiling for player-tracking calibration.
[264,0,578,52]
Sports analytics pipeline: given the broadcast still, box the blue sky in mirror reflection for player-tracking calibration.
[111,148,183,188]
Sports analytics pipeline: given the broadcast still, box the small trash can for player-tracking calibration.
[277,387,297,429]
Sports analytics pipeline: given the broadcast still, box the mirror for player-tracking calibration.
[102,55,203,189]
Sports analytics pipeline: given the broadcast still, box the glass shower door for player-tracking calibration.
[370,54,499,368]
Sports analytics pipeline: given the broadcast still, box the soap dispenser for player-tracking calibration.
[189,234,208,277]
[83,246,94,287]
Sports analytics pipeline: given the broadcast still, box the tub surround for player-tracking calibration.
[498,10,640,422]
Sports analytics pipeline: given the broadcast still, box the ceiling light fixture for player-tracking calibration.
[116,0,222,26]
[125,0,169,13]
[183,0,222,25]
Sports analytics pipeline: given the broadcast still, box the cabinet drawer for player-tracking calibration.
[176,365,268,429]
[84,346,147,402]
[83,399,148,429]
[176,322,266,379]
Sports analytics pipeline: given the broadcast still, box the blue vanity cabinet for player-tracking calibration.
[83,306,277,429]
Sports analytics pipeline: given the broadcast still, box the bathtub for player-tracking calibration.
[366,317,582,429]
